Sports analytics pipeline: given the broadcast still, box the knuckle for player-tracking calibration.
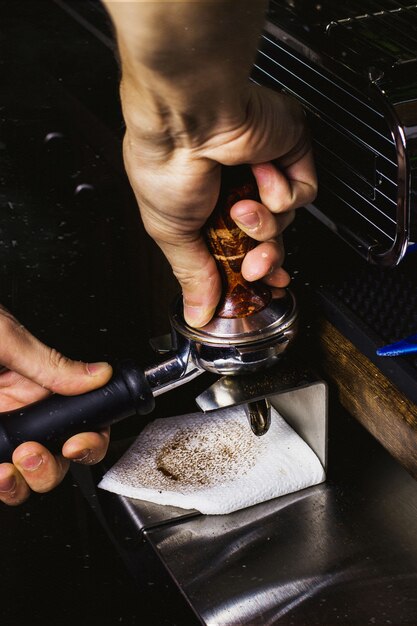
[275,193,294,214]
[47,348,70,371]
[0,310,19,338]
[173,255,217,287]
[43,350,75,391]
[261,222,280,242]
[32,468,66,494]
[174,266,205,286]
[33,480,58,494]
[0,471,30,506]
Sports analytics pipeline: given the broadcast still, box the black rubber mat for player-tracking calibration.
[286,211,417,405]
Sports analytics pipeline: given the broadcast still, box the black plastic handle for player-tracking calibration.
[0,360,154,463]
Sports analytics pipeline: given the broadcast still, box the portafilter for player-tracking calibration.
[0,165,298,462]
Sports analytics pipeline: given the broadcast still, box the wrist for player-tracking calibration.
[104,0,268,151]
[120,73,250,152]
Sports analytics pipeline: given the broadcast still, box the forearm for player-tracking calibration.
[102,0,268,148]
[101,1,315,331]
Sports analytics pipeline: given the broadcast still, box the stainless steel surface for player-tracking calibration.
[196,363,328,466]
[272,382,328,470]
[172,290,297,345]
[79,404,417,625]
[196,359,313,412]
[170,289,298,375]
[113,492,199,532]
[144,334,204,397]
[141,412,417,625]
[149,333,175,355]
[147,480,417,625]
[82,364,326,534]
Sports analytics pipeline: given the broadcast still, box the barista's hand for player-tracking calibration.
[123,84,317,327]
[0,306,112,506]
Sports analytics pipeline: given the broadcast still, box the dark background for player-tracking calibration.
[0,2,200,624]
[1,2,417,625]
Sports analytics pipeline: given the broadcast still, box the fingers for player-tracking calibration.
[3,442,70,502]
[241,239,291,288]
[0,307,113,396]
[124,142,223,329]
[167,239,221,328]
[0,308,114,505]
[0,430,111,506]
[62,428,111,465]
[231,157,316,287]
[232,199,293,285]
[252,155,317,214]
[13,443,70,493]
[0,462,30,506]
[231,200,295,242]
[0,369,51,411]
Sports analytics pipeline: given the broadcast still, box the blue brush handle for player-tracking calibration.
[377,333,417,357]
[0,361,154,463]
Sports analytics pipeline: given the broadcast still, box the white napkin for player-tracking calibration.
[99,406,325,515]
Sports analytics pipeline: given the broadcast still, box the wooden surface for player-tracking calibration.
[317,317,417,480]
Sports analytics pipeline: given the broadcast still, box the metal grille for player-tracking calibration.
[252,0,417,265]
[323,1,417,71]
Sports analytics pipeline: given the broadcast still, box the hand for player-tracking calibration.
[0,306,112,505]
[122,84,317,327]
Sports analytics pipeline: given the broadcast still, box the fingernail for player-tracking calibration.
[86,362,111,376]
[235,212,260,230]
[71,449,91,463]
[19,453,43,472]
[0,475,16,493]
[184,303,214,328]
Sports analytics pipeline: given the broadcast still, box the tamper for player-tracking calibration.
[170,165,297,377]
[169,165,298,433]
[0,166,298,462]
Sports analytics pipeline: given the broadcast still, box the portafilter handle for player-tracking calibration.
[0,361,156,463]
[0,167,281,462]
[205,165,271,319]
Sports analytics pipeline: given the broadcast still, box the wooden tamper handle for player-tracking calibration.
[205,165,271,318]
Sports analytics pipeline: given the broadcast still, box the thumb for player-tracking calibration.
[0,309,112,395]
[158,237,221,328]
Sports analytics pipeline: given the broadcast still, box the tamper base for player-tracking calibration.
[171,289,297,346]
[170,288,298,375]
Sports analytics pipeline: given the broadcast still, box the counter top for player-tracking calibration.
[77,398,417,626]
